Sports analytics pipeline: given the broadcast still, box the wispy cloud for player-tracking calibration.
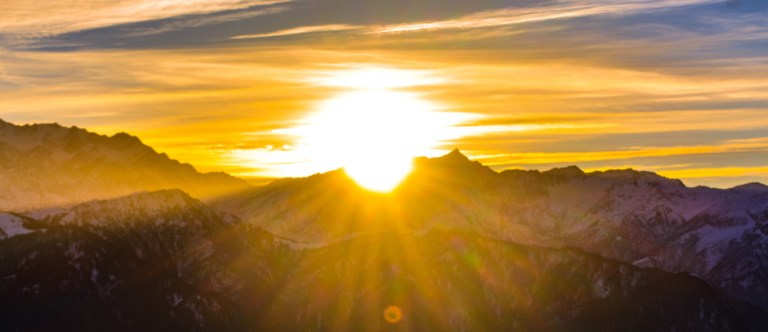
[0,0,291,39]
[231,25,360,39]
[373,0,721,34]
[113,7,289,38]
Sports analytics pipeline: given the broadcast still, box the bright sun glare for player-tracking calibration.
[315,90,425,192]
[277,68,474,192]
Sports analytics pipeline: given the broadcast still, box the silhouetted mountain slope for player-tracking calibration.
[0,119,252,211]
[266,231,768,332]
[0,190,295,332]
[213,149,768,309]
[0,192,764,331]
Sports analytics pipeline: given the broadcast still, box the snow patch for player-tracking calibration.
[0,213,36,239]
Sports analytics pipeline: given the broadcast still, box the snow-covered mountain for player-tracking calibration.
[213,149,768,309]
[0,119,252,211]
[1,191,764,331]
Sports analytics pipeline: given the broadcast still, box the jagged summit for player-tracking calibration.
[436,148,471,163]
[2,119,147,154]
[410,149,499,186]
[109,131,145,146]
[413,149,471,166]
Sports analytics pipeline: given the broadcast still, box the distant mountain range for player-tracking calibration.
[0,119,252,211]
[1,119,767,331]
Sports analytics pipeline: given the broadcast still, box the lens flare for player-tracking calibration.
[383,305,403,323]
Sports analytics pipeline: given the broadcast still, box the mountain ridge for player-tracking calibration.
[0,119,253,211]
[212,149,768,309]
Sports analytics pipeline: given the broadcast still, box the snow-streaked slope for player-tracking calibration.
[0,119,252,212]
[0,213,35,239]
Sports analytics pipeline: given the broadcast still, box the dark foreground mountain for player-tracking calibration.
[213,149,768,309]
[0,191,765,332]
[0,119,252,211]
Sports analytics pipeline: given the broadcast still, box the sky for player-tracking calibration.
[1,0,768,188]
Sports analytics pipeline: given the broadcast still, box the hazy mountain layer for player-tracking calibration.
[0,119,252,211]
[213,150,768,308]
[1,191,765,332]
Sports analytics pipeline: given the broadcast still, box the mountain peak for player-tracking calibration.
[543,165,585,177]
[730,182,768,192]
[111,131,140,141]
[78,189,199,210]
[50,189,208,226]
[436,148,471,164]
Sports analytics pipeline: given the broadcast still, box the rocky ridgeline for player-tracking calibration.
[0,119,252,211]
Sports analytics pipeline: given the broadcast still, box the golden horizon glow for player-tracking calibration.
[274,68,474,192]
[3,36,768,189]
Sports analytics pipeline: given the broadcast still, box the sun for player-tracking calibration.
[344,156,413,192]
[292,89,432,192]
[275,68,475,192]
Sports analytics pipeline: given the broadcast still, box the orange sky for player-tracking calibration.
[1,0,767,188]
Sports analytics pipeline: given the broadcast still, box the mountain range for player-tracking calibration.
[214,149,768,309]
[2,190,766,331]
[0,119,252,211]
[1,119,767,331]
